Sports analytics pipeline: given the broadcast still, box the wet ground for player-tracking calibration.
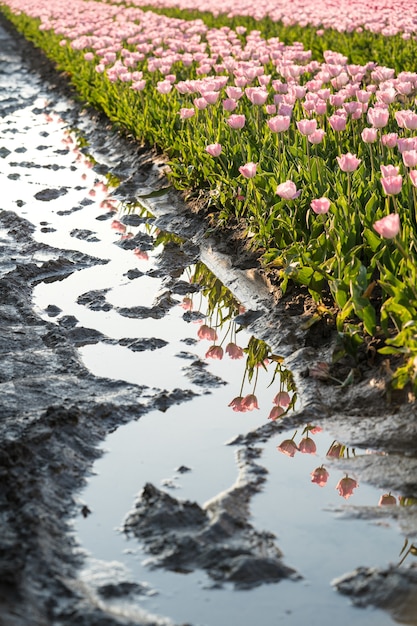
[1,15,417,626]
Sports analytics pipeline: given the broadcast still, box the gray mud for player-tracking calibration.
[1,12,417,626]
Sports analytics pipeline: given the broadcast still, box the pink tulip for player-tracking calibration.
[225,342,244,359]
[327,442,344,458]
[308,129,325,144]
[328,114,347,132]
[361,127,378,143]
[226,86,243,100]
[227,114,246,129]
[179,108,195,119]
[276,180,301,199]
[268,406,285,421]
[228,396,247,412]
[367,106,389,128]
[402,150,417,168]
[133,248,149,260]
[381,175,403,196]
[378,493,397,506]
[381,133,398,148]
[380,164,400,178]
[241,394,259,411]
[336,476,358,499]
[298,437,317,454]
[296,119,317,136]
[373,213,400,238]
[311,466,329,487]
[239,162,257,178]
[206,345,224,360]
[277,438,298,457]
[336,152,361,172]
[111,220,126,233]
[267,115,291,133]
[180,297,193,310]
[397,137,417,153]
[245,87,268,105]
[156,80,172,94]
[197,325,218,341]
[222,98,237,112]
[205,143,222,157]
[273,391,291,408]
[409,170,417,187]
[310,197,330,214]
[194,97,208,110]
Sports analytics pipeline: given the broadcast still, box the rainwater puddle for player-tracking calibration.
[0,48,412,626]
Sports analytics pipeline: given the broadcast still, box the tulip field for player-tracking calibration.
[3,0,417,391]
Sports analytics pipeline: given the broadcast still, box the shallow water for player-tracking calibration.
[0,33,411,626]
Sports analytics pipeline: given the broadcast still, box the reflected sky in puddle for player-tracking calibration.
[1,89,414,626]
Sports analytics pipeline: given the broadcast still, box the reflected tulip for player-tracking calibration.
[133,248,149,260]
[268,406,284,421]
[241,394,259,411]
[197,325,218,341]
[311,466,329,487]
[298,437,317,454]
[336,476,358,499]
[277,438,298,457]
[180,297,193,310]
[378,493,397,506]
[225,342,244,359]
[273,391,291,408]
[111,220,126,233]
[228,396,247,412]
[205,345,224,360]
[327,442,344,458]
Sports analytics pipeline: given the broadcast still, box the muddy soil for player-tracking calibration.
[1,13,417,626]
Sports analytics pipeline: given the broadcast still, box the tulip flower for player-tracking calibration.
[402,150,417,168]
[133,248,149,260]
[227,114,246,129]
[228,396,247,412]
[336,152,361,172]
[308,129,326,144]
[378,493,397,506]
[277,437,298,457]
[367,106,389,128]
[336,475,358,499]
[225,343,244,359]
[239,162,257,178]
[310,197,330,214]
[206,345,224,360]
[361,127,378,143]
[268,406,285,421]
[373,214,400,239]
[241,394,259,411]
[296,118,317,135]
[197,325,218,341]
[311,466,329,487]
[327,442,344,458]
[298,436,317,454]
[409,170,417,187]
[205,143,222,157]
[273,391,291,408]
[381,133,398,148]
[179,108,195,119]
[267,115,291,133]
[380,164,400,178]
[276,180,301,199]
[380,175,403,196]
[111,220,126,233]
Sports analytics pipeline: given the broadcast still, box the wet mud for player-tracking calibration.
[1,13,417,626]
